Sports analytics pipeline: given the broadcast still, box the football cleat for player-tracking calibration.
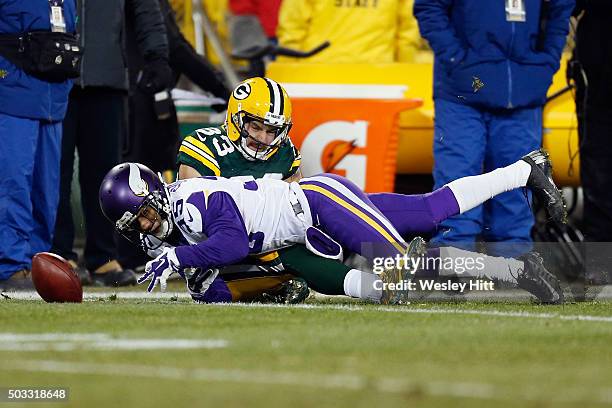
[379,237,427,305]
[257,278,310,304]
[379,266,403,305]
[522,149,567,224]
[281,278,310,304]
[516,252,564,304]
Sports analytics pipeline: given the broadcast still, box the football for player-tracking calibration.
[31,252,83,303]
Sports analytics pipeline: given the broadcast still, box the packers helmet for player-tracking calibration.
[226,77,293,161]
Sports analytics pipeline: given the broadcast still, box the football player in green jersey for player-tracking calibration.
[175,77,357,302]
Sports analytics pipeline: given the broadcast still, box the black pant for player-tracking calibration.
[577,110,612,283]
[117,88,180,269]
[577,110,612,242]
[52,87,126,271]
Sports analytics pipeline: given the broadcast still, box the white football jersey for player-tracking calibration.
[166,177,312,254]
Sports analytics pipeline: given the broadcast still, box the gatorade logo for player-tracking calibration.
[233,83,251,100]
[300,120,368,189]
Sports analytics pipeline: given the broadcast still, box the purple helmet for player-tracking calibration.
[99,162,173,241]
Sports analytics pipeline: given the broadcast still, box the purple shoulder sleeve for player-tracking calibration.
[175,191,250,269]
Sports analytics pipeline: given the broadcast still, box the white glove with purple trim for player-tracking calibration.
[139,247,181,292]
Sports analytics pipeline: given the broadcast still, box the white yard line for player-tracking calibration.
[2,359,611,405]
[0,333,109,342]
[0,333,227,352]
[3,291,612,323]
[211,302,612,323]
[2,291,193,300]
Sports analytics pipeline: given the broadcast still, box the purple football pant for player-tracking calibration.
[300,174,410,259]
[368,188,460,236]
[300,174,459,257]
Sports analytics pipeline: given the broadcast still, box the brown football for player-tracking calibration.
[31,252,82,303]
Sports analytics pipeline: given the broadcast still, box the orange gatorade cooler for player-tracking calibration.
[284,84,422,193]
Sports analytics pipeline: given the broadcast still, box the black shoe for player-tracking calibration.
[91,269,137,287]
[68,261,92,286]
[517,252,564,304]
[280,278,310,304]
[255,278,310,304]
[75,266,92,286]
[522,149,567,224]
[0,269,34,291]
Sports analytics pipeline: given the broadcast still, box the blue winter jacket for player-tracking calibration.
[414,0,574,109]
[0,0,76,121]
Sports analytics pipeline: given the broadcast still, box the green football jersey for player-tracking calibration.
[176,125,301,180]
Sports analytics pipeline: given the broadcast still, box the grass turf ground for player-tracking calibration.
[1,290,611,407]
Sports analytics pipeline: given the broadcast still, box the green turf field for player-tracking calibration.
[1,290,611,407]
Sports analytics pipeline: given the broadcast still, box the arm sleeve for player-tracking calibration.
[174,191,250,269]
[396,0,420,62]
[541,0,574,69]
[128,0,169,61]
[413,0,466,69]
[276,0,312,52]
[161,0,230,99]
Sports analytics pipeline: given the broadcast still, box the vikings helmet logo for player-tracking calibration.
[128,163,149,197]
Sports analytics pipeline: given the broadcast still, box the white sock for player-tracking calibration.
[446,160,531,213]
[438,247,522,284]
[343,269,381,302]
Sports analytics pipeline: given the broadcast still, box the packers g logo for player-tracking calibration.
[233,83,251,100]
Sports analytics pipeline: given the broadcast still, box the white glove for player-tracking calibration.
[139,247,181,292]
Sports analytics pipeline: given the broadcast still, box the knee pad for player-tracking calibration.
[305,226,343,261]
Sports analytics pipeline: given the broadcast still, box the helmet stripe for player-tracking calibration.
[264,78,276,115]
[265,77,283,116]
[276,81,285,116]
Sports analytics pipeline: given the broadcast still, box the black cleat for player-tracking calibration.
[279,278,310,304]
[517,252,564,304]
[91,269,137,287]
[256,278,310,304]
[522,149,567,224]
